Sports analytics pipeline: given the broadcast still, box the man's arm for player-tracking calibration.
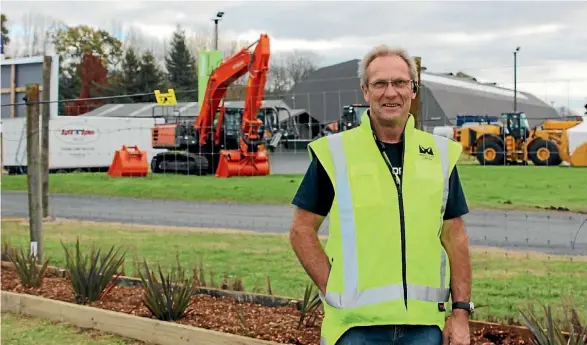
[440,166,472,317]
[289,156,334,295]
[441,216,471,315]
[290,207,330,294]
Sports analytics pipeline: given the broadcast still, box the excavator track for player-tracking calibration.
[151,152,212,175]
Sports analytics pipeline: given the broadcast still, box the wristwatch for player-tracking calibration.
[452,301,474,315]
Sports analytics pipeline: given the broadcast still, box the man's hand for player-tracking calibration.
[442,311,470,345]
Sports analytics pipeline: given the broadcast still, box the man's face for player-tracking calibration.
[361,55,416,126]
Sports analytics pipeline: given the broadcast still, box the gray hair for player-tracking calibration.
[357,45,418,86]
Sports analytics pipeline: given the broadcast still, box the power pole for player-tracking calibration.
[409,56,422,130]
[513,46,520,112]
[25,84,44,261]
[42,56,51,218]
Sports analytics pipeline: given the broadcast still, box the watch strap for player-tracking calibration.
[452,302,471,313]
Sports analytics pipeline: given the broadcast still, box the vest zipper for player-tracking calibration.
[392,172,408,310]
[374,129,408,310]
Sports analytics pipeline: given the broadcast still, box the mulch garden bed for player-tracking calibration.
[1,265,533,345]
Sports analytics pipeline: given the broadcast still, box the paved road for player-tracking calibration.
[269,150,311,174]
[2,191,586,256]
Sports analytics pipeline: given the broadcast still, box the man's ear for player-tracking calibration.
[361,84,369,103]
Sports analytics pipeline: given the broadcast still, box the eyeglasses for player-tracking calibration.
[367,79,413,92]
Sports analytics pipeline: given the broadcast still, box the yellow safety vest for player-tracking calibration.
[307,112,462,345]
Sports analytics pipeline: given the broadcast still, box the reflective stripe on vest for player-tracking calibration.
[320,133,452,309]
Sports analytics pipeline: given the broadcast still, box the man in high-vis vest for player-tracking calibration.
[289,45,473,345]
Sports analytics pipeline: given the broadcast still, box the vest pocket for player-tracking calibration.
[321,256,344,309]
[347,165,383,208]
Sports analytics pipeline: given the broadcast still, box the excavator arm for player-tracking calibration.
[239,33,271,152]
[195,34,269,147]
[214,34,272,178]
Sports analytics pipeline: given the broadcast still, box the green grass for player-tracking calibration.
[0,313,147,345]
[2,164,586,212]
[1,172,302,205]
[457,165,587,212]
[2,219,586,325]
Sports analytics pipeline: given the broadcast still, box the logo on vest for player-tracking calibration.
[419,145,434,160]
[391,166,402,176]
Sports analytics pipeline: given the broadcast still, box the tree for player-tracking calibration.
[165,25,197,101]
[64,51,110,115]
[135,50,167,102]
[1,13,9,50]
[284,50,319,85]
[51,24,124,112]
[266,50,319,95]
[118,47,142,102]
[51,24,123,69]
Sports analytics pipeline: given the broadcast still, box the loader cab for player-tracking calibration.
[502,112,530,140]
[341,104,370,131]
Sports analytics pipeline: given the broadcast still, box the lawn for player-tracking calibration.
[1,312,147,345]
[2,164,586,212]
[2,219,586,325]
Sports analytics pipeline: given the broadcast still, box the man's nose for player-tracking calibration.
[383,83,400,97]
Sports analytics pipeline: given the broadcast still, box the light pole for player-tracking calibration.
[213,11,224,50]
[513,46,520,112]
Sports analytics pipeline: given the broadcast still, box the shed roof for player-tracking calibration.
[283,59,560,127]
[80,100,307,124]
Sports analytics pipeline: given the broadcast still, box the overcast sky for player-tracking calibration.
[2,0,586,114]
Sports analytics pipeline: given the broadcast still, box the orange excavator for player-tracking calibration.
[150,33,271,177]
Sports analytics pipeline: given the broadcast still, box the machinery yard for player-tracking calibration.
[1,2,586,344]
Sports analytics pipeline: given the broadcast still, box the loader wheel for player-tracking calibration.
[528,139,561,166]
[476,140,505,165]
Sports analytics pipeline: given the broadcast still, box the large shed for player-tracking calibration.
[283,59,560,131]
[79,99,313,140]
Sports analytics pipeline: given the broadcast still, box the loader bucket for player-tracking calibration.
[215,149,270,178]
[108,145,149,177]
[570,142,587,167]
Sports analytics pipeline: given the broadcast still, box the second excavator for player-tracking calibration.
[150,34,271,177]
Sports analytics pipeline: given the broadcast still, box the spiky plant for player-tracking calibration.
[297,283,322,329]
[519,301,587,345]
[7,246,50,288]
[61,238,126,305]
[138,259,195,321]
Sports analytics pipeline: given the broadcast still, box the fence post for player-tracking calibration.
[25,83,44,261]
[410,56,422,130]
[42,56,52,218]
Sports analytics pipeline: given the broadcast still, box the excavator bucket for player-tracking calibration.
[108,145,149,177]
[215,149,270,178]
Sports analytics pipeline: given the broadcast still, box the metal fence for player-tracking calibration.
[1,80,586,328]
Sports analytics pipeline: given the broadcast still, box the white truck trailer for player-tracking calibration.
[1,116,166,174]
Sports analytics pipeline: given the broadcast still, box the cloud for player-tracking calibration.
[1,0,585,110]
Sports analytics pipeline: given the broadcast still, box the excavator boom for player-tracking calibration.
[195,41,255,146]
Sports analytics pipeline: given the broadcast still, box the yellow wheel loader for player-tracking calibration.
[453,112,584,166]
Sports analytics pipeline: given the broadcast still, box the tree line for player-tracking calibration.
[1,12,319,111]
